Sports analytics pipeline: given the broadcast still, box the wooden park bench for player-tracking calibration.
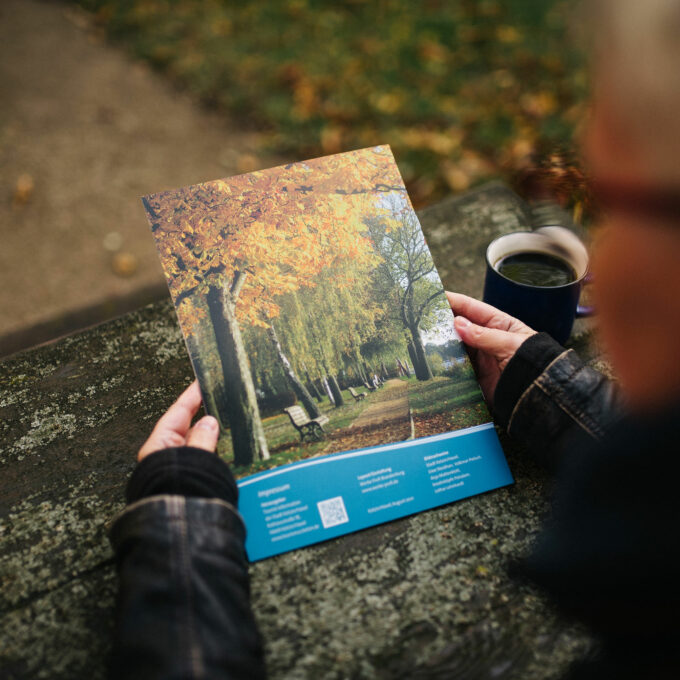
[283,405,330,442]
[348,386,366,401]
[363,381,377,392]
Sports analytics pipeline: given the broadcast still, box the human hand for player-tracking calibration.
[138,381,219,461]
[447,292,536,404]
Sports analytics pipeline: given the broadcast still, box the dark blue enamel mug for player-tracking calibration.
[483,226,593,345]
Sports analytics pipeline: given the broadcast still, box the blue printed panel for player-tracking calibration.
[237,422,513,561]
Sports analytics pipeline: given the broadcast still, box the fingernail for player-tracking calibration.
[199,416,218,430]
[455,316,470,329]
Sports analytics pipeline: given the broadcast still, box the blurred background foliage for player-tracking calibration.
[74,0,587,206]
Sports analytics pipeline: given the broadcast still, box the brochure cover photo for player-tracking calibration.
[143,145,513,560]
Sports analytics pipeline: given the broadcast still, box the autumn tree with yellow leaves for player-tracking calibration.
[144,146,408,466]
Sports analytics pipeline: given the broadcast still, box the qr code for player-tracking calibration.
[317,496,349,529]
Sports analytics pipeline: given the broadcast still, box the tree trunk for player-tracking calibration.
[259,369,275,399]
[407,340,418,374]
[322,376,335,404]
[313,378,326,402]
[268,324,321,419]
[399,357,412,377]
[409,325,433,381]
[320,358,344,407]
[185,334,226,430]
[207,285,269,466]
[328,374,345,407]
[307,381,322,402]
[213,382,232,430]
[380,360,389,380]
[301,363,323,402]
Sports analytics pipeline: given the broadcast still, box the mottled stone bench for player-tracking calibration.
[0,183,599,679]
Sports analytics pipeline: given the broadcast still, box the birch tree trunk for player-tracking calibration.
[268,324,321,419]
[328,374,345,407]
[322,376,335,404]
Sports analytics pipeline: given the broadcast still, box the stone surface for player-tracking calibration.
[0,185,599,679]
[419,180,532,295]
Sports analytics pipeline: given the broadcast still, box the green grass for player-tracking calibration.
[74,0,587,206]
[406,375,492,435]
[224,386,377,477]
[405,374,484,416]
[221,374,490,476]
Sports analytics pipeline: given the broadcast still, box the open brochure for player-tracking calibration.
[142,145,513,561]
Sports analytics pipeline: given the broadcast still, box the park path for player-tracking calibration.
[317,379,413,455]
[0,0,274,356]
[318,379,413,455]
[349,379,410,430]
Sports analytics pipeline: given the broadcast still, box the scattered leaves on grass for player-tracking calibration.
[414,403,490,438]
[74,0,587,206]
[324,417,411,454]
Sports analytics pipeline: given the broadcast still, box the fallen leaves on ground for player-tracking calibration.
[76,0,587,206]
[414,403,491,438]
[323,416,411,455]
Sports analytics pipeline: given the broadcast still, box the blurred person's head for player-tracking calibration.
[583,0,680,411]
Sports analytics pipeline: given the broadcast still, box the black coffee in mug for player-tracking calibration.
[483,227,593,344]
[496,251,576,288]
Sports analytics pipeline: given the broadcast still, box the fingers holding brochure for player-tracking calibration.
[446,291,536,403]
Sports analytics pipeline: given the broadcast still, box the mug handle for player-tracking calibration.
[576,273,595,318]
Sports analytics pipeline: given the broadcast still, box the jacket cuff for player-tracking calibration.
[493,332,566,429]
[126,447,238,506]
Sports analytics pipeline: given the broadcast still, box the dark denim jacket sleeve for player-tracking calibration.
[493,333,624,467]
[108,448,266,680]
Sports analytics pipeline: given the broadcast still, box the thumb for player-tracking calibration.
[454,315,527,360]
[186,415,220,453]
